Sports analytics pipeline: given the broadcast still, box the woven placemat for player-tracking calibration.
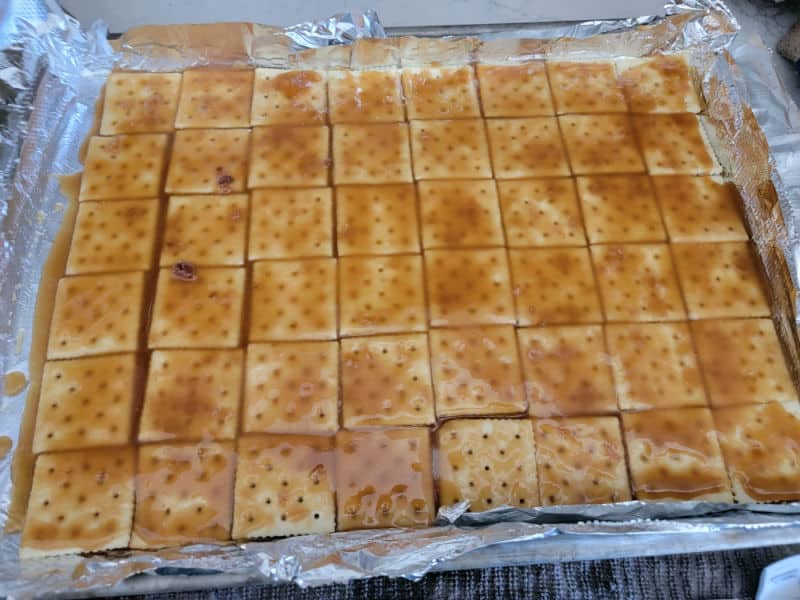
[121,544,800,600]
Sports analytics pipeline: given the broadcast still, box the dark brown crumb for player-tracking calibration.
[171,261,198,281]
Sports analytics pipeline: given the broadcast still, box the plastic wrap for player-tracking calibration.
[3,0,800,597]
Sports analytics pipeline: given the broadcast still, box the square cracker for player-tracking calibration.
[233,435,335,539]
[591,243,686,322]
[497,178,585,247]
[622,407,732,502]
[486,118,570,179]
[251,68,327,126]
[476,62,554,117]
[419,180,505,249]
[100,72,181,135]
[559,114,645,175]
[148,266,245,349]
[510,247,602,326]
[336,184,420,256]
[47,272,145,360]
[131,442,235,548]
[576,175,666,244]
[161,194,248,266]
[338,255,427,337]
[424,248,515,327]
[243,341,338,434]
[692,318,797,407]
[67,198,159,274]
[350,38,400,68]
[249,258,337,341]
[430,326,526,417]
[401,66,481,120]
[606,322,707,411]
[165,128,250,194]
[714,402,800,502]
[138,349,243,443]
[652,176,748,242]
[249,188,333,260]
[175,69,253,128]
[617,54,702,113]
[410,119,492,180]
[547,61,627,114]
[633,114,720,175]
[336,428,434,530]
[21,447,134,558]
[437,418,539,511]
[249,125,330,188]
[672,242,770,319]
[518,325,617,418]
[341,334,435,428]
[33,354,137,454]
[328,70,405,123]
[332,122,412,185]
[534,417,631,505]
[79,134,168,201]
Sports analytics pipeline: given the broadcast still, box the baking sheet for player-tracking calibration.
[4,0,800,597]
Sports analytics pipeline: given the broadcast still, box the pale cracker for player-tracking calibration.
[335,184,420,256]
[165,128,250,194]
[100,71,181,135]
[576,175,666,243]
[419,179,505,249]
[21,447,134,558]
[249,258,337,341]
[249,125,330,188]
[175,69,253,128]
[33,354,137,454]
[248,188,333,260]
[233,434,335,538]
[161,194,248,266]
[534,416,631,505]
[401,66,481,120]
[409,119,492,180]
[429,326,526,418]
[67,198,159,274]
[510,247,602,326]
[138,349,243,443]
[496,178,585,247]
[338,254,427,337]
[692,318,797,407]
[332,122,412,185]
[672,242,770,319]
[424,248,515,327]
[591,243,686,322]
[605,322,707,410]
[243,341,339,434]
[436,418,539,511]
[148,266,245,349]
[79,134,168,201]
[340,333,435,428]
[486,117,570,179]
[47,272,145,359]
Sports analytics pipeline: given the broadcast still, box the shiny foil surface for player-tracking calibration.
[4,0,800,596]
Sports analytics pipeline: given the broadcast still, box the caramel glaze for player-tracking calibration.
[12,59,800,557]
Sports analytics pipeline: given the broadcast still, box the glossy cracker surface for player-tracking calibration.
[24,43,800,559]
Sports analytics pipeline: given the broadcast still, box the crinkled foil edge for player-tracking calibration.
[3,0,800,597]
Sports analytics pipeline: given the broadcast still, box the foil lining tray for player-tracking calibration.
[3,0,800,597]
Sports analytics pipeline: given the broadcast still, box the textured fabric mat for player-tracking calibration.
[119,543,800,600]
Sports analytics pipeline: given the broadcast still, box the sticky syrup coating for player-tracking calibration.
[30,53,800,556]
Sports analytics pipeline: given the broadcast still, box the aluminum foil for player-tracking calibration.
[3,0,800,597]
